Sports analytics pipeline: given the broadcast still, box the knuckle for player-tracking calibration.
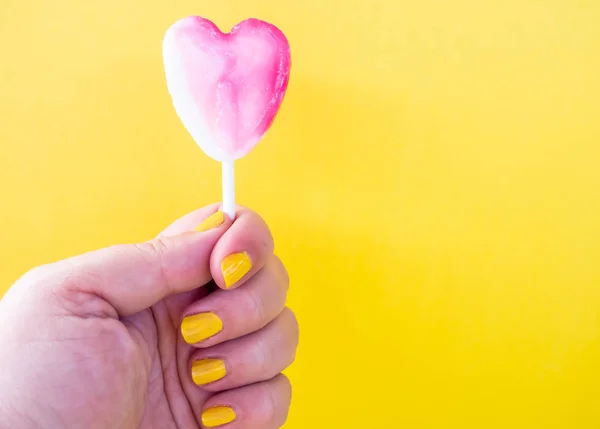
[279,308,299,367]
[134,238,170,260]
[243,286,268,328]
[270,374,292,427]
[255,215,275,256]
[254,383,278,426]
[251,334,272,377]
[282,307,299,344]
[279,373,292,391]
[278,374,292,420]
[269,255,290,291]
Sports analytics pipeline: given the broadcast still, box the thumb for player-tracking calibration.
[27,206,229,317]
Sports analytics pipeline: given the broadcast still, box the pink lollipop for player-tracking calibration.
[163,17,291,219]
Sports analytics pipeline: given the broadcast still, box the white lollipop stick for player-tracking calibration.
[222,161,236,220]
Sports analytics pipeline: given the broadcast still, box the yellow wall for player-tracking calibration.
[1,0,600,427]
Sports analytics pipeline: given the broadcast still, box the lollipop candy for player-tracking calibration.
[163,17,291,219]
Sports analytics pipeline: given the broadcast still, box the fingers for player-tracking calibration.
[29,205,232,317]
[199,374,292,429]
[210,207,274,289]
[180,254,289,347]
[189,308,298,390]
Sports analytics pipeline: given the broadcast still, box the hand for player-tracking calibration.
[0,205,298,429]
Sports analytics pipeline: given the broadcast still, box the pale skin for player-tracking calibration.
[0,205,298,429]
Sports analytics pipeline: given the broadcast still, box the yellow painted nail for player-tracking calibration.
[195,211,225,232]
[191,358,227,385]
[202,406,236,428]
[221,252,252,288]
[181,313,223,344]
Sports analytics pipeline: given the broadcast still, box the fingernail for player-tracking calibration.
[202,406,237,428]
[181,313,223,344]
[221,252,252,288]
[195,211,225,232]
[192,358,227,385]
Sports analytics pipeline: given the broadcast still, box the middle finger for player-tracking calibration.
[180,254,289,347]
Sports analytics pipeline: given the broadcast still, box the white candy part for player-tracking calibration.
[162,23,233,163]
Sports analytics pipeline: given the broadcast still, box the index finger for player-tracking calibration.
[210,207,275,290]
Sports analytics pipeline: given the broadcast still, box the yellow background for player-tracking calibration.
[1,0,600,427]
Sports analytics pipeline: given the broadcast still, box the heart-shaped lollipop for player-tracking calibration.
[163,17,291,218]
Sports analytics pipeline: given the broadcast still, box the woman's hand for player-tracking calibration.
[0,205,298,429]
